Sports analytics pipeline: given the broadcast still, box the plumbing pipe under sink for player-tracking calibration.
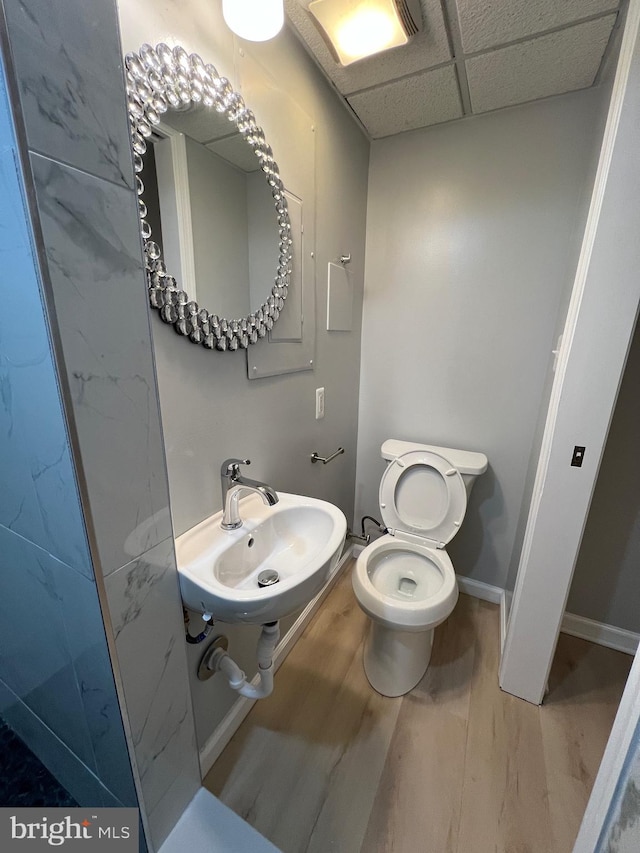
[207,622,281,699]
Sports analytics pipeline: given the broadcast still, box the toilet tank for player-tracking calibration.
[380,439,488,498]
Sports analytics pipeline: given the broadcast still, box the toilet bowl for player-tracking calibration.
[352,439,487,697]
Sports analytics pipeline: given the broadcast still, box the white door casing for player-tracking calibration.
[500,0,640,707]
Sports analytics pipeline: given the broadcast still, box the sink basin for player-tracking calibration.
[176,492,347,624]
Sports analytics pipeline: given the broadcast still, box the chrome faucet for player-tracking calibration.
[220,458,279,530]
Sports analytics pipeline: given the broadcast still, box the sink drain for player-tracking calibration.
[258,569,279,588]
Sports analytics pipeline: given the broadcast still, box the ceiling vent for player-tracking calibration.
[394,0,421,38]
[308,0,423,66]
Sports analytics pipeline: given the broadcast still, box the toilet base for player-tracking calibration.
[363,621,434,697]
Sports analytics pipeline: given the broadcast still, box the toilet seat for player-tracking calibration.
[353,439,485,696]
[379,450,467,548]
[353,534,458,632]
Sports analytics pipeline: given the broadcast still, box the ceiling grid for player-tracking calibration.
[284,0,625,138]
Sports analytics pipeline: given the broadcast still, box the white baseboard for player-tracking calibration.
[198,545,355,778]
[456,574,503,604]
[561,612,639,656]
[455,577,638,658]
[456,574,638,656]
[500,591,508,652]
[456,575,506,651]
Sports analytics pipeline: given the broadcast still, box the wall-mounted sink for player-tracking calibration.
[176,493,347,624]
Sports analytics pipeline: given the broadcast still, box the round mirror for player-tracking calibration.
[124,43,292,351]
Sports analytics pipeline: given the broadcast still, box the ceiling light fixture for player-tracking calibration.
[222,0,284,42]
[308,0,421,66]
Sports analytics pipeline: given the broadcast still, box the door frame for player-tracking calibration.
[499,2,640,846]
[499,0,640,706]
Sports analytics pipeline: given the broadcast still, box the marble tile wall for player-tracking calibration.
[0,43,136,811]
[597,720,640,852]
[1,0,201,848]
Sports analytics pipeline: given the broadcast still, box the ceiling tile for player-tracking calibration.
[466,15,616,114]
[163,107,233,144]
[285,0,451,95]
[347,65,462,138]
[206,137,261,172]
[455,0,619,53]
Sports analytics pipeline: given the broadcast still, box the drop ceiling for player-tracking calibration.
[284,0,624,138]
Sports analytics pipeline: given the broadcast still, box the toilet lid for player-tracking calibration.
[379,450,467,547]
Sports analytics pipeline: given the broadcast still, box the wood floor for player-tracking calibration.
[204,564,631,853]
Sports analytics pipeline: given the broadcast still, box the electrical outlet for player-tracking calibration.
[315,387,325,420]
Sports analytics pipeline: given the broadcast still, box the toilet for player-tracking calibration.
[352,439,488,697]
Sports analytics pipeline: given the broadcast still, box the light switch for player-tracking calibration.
[316,387,325,419]
[571,446,585,467]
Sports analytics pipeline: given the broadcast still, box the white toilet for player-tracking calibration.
[352,439,488,697]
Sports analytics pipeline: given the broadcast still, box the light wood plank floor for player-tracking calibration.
[204,564,631,853]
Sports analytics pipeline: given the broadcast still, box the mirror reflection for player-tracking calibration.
[145,108,280,320]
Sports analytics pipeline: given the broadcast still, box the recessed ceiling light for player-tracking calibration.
[308,0,421,66]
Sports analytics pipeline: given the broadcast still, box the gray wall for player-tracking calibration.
[505,17,629,631]
[567,316,640,632]
[356,89,605,588]
[118,2,369,752]
[0,45,137,813]
[504,80,613,602]
[563,6,640,633]
[1,0,201,847]
[186,137,251,317]
[506,16,640,632]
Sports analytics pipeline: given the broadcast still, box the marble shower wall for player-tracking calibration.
[1,0,201,848]
[597,720,640,852]
[0,41,135,810]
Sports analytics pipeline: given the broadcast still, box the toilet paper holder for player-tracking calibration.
[310,447,345,465]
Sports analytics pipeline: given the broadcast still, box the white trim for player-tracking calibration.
[458,574,639,657]
[456,574,503,604]
[500,591,508,653]
[154,122,197,298]
[198,546,355,777]
[456,578,508,651]
[561,613,638,656]
[450,572,638,657]
[499,0,640,705]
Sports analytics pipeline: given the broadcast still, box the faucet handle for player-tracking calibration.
[221,458,250,478]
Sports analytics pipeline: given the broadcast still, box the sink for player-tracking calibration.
[176,492,347,624]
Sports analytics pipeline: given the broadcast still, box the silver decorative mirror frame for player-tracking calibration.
[124,43,292,351]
